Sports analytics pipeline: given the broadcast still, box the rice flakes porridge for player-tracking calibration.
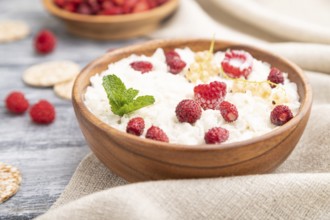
[84,47,300,145]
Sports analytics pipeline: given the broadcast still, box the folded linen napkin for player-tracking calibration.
[37,0,330,219]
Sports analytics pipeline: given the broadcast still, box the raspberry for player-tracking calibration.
[29,100,56,124]
[270,105,293,126]
[130,61,153,73]
[219,101,238,122]
[145,126,169,143]
[204,127,229,144]
[221,50,253,79]
[5,91,29,114]
[194,81,227,110]
[34,30,56,54]
[63,2,77,12]
[126,117,145,136]
[77,3,92,15]
[54,0,66,7]
[175,99,202,124]
[268,67,284,88]
[132,0,150,13]
[165,50,186,74]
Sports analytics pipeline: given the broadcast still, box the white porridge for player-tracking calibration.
[84,47,300,145]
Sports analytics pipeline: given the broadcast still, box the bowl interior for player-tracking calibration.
[73,39,312,152]
[43,0,179,23]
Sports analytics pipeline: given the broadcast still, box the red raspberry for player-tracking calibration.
[77,3,92,15]
[132,0,150,13]
[204,127,229,144]
[5,91,29,114]
[63,2,77,12]
[34,30,56,54]
[130,61,153,73]
[175,99,202,124]
[270,105,293,126]
[123,0,139,13]
[126,117,145,136]
[102,7,123,15]
[221,50,253,79]
[194,81,227,110]
[113,0,125,6]
[29,100,56,124]
[54,0,66,7]
[219,101,238,122]
[145,126,169,143]
[268,67,284,88]
[165,50,186,74]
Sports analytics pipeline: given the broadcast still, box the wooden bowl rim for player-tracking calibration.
[73,38,312,152]
[43,0,179,23]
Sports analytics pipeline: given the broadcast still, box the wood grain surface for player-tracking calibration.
[0,0,143,218]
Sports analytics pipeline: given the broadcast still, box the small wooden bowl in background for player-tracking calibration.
[72,39,312,182]
[42,0,179,40]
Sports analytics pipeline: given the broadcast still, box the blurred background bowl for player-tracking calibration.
[43,0,179,40]
[72,39,312,182]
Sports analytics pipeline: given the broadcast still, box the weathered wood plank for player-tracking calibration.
[0,0,144,218]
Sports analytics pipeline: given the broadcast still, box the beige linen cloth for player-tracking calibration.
[38,0,330,219]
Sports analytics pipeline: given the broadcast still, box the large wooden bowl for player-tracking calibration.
[42,0,178,40]
[72,39,312,182]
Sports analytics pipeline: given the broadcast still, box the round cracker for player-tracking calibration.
[0,162,22,203]
[54,76,77,100]
[0,20,30,43]
[23,61,80,87]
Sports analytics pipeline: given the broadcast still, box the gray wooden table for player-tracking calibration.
[0,1,143,219]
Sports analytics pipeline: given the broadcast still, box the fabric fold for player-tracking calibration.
[39,172,330,220]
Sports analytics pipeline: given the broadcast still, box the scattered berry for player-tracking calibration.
[29,100,56,124]
[145,125,169,142]
[175,99,202,124]
[165,50,186,74]
[270,105,293,126]
[5,91,29,114]
[126,117,145,136]
[204,127,229,144]
[221,50,253,79]
[194,81,227,110]
[34,30,56,54]
[268,67,284,88]
[219,101,238,122]
[130,61,153,73]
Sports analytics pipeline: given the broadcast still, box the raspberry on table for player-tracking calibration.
[29,100,56,124]
[221,50,253,79]
[204,127,229,144]
[268,67,284,88]
[175,99,202,124]
[270,105,293,126]
[34,30,56,54]
[5,91,29,114]
[145,125,169,143]
[130,61,153,73]
[194,81,227,110]
[165,50,186,74]
[126,117,145,136]
[219,101,239,122]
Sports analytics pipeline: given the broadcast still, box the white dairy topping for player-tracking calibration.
[84,48,301,145]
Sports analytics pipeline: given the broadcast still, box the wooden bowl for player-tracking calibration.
[72,39,312,182]
[42,0,179,40]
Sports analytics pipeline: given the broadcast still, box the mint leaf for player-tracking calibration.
[116,96,155,116]
[102,74,155,116]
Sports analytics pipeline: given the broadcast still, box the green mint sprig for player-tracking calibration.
[102,74,155,116]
